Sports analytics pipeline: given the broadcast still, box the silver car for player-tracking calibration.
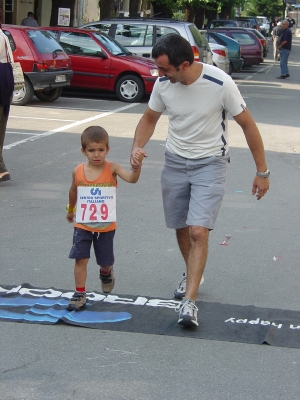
[81,18,213,65]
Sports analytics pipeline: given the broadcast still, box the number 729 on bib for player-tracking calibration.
[76,186,116,223]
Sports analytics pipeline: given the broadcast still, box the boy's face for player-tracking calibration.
[81,141,110,166]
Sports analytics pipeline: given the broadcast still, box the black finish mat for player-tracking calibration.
[1,284,299,349]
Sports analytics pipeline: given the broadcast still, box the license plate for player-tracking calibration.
[55,75,66,83]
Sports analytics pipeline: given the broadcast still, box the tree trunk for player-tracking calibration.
[150,2,173,18]
[204,2,218,24]
[129,0,140,17]
[99,0,115,19]
[184,2,196,23]
[219,5,231,19]
[194,7,205,29]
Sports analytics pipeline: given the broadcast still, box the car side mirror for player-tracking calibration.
[97,51,108,59]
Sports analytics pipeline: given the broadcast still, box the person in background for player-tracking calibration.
[276,19,292,79]
[270,16,279,35]
[272,21,283,62]
[286,14,295,29]
[0,13,14,183]
[21,12,38,27]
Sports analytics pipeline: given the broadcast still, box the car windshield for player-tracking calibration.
[26,30,65,54]
[256,18,266,25]
[92,32,131,55]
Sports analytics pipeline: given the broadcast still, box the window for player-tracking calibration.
[3,31,16,51]
[27,30,66,54]
[230,33,256,45]
[59,32,104,57]
[115,24,152,47]
[84,23,111,34]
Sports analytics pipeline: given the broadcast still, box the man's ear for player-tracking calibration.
[107,146,110,153]
[81,147,86,156]
[182,61,190,70]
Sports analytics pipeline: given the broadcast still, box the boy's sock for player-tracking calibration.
[100,268,111,275]
[76,287,86,293]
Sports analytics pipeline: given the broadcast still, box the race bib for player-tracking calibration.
[76,186,116,223]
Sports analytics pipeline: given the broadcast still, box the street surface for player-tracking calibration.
[1,38,300,399]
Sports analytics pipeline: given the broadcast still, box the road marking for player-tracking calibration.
[9,116,77,122]
[4,103,138,150]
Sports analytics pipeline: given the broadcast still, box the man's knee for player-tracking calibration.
[189,226,209,244]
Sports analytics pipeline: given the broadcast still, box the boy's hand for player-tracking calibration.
[131,148,147,170]
[66,212,75,223]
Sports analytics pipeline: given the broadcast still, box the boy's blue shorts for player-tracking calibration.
[69,227,115,267]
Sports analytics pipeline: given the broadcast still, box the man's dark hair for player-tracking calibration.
[81,126,109,149]
[28,12,34,17]
[152,33,194,68]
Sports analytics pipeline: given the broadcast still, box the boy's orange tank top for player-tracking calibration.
[74,162,117,233]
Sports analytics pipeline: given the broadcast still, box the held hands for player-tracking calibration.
[130,148,147,171]
[252,176,269,200]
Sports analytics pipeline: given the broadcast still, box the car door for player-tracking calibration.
[56,31,111,89]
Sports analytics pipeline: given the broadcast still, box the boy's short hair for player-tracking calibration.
[81,126,109,149]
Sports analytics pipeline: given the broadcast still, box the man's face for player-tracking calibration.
[154,54,189,84]
[282,21,289,29]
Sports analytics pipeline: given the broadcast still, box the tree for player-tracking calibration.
[99,0,115,19]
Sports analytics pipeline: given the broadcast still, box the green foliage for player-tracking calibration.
[241,0,284,19]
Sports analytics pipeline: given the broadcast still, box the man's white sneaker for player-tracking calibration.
[176,298,198,327]
[173,272,204,300]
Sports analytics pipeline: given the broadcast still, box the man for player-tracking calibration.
[21,12,38,27]
[286,15,295,29]
[272,21,283,62]
[276,19,292,79]
[130,34,269,328]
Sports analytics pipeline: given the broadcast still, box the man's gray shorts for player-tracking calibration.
[161,150,230,230]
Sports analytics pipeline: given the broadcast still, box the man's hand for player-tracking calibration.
[130,148,147,171]
[252,176,269,200]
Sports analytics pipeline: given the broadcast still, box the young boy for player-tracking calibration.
[66,126,145,311]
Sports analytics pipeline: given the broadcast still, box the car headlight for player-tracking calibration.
[150,69,159,76]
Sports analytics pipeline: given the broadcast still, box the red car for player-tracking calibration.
[42,27,159,102]
[207,27,263,67]
[2,25,73,106]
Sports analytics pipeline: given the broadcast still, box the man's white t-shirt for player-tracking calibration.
[149,63,246,159]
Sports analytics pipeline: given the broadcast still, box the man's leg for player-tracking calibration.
[176,226,209,302]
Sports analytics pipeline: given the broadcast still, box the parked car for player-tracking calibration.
[236,17,259,30]
[256,16,270,36]
[205,31,243,74]
[81,18,213,65]
[2,25,73,106]
[246,27,269,57]
[41,27,158,102]
[207,19,240,29]
[207,27,263,67]
[208,42,230,74]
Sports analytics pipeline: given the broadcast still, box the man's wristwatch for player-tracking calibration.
[256,170,270,178]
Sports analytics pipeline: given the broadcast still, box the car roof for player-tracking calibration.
[42,26,100,33]
[2,24,41,30]
[83,18,193,25]
[208,27,256,31]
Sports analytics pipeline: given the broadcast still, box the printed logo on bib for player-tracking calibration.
[76,186,116,223]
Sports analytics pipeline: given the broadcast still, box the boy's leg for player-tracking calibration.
[93,231,115,293]
[74,258,89,289]
[68,228,93,311]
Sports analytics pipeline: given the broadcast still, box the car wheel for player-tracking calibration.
[116,75,144,103]
[12,77,34,106]
[228,62,234,76]
[35,88,63,102]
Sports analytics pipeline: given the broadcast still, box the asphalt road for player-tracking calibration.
[1,38,300,400]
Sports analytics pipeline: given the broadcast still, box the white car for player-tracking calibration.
[256,16,270,36]
[209,43,230,74]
